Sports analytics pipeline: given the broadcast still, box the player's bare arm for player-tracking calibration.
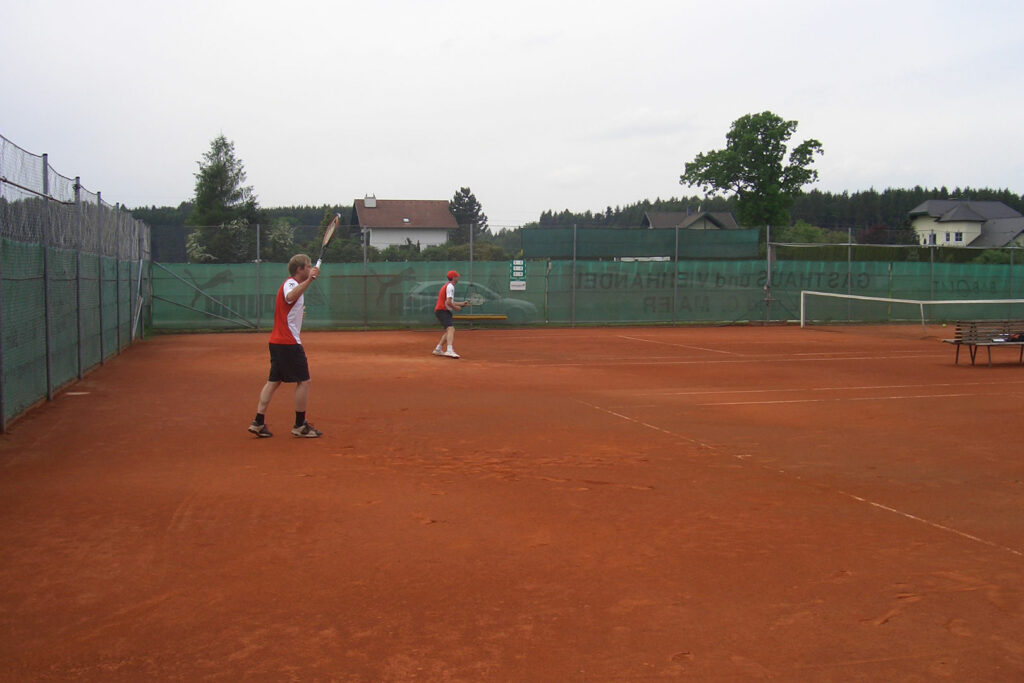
[286,265,320,303]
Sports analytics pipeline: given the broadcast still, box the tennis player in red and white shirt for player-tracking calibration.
[433,269,470,358]
[248,254,322,438]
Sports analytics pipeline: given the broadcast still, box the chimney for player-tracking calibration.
[364,194,377,208]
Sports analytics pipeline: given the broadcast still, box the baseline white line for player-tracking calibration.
[577,399,1024,559]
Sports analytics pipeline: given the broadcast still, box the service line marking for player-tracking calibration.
[577,399,1023,559]
[538,353,945,367]
[617,335,742,355]
[701,392,983,406]
[660,379,1024,396]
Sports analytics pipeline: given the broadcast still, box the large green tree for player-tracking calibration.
[680,111,823,228]
[449,187,489,244]
[185,135,261,261]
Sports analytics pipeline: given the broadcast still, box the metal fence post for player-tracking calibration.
[0,176,6,431]
[847,227,853,321]
[98,191,105,365]
[929,245,935,301]
[571,224,577,327]
[255,223,261,329]
[673,226,679,325]
[764,225,773,322]
[75,177,83,378]
[42,154,53,399]
[115,203,122,353]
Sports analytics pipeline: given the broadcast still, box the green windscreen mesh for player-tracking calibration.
[1,239,148,426]
[1,239,48,420]
[150,257,1024,330]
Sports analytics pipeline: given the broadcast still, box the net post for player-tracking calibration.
[919,302,926,335]
[800,290,806,327]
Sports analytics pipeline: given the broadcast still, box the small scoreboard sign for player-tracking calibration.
[509,260,526,290]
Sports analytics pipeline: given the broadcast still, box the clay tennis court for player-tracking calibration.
[1,325,1023,680]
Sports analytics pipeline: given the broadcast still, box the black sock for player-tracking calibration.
[254,413,265,425]
[295,411,305,427]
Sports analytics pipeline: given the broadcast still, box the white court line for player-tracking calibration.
[577,400,714,448]
[701,392,982,406]
[577,399,1023,559]
[618,335,741,355]
[661,379,1024,396]
[840,494,1022,558]
[535,353,944,367]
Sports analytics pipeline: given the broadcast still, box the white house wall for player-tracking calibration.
[911,218,982,247]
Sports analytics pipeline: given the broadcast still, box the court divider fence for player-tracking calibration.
[0,134,151,431]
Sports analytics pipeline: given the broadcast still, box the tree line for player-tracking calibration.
[136,185,1024,262]
[132,123,1023,263]
[528,186,1024,237]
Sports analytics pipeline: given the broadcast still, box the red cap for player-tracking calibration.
[447,270,459,280]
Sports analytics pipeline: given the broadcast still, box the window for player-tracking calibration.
[955,232,963,242]
[929,233,936,245]
[945,232,951,242]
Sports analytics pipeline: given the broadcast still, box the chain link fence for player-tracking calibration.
[0,133,152,431]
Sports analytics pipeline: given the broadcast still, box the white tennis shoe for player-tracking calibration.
[443,349,460,358]
[432,347,445,356]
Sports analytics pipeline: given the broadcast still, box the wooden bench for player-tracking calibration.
[453,314,507,321]
[942,320,1024,366]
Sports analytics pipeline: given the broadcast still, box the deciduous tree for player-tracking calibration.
[680,111,823,228]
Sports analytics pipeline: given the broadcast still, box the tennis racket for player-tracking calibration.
[314,213,341,268]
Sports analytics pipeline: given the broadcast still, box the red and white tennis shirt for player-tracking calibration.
[435,282,455,312]
[269,278,305,345]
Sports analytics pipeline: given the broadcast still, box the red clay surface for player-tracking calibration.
[2,325,1024,680]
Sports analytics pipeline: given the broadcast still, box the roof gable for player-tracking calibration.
[643,211,740,229]
[966,217,1024,248]
[909,200,1021,222]
[353,199,458,230]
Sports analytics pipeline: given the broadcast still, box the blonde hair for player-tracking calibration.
[288,254,311,276]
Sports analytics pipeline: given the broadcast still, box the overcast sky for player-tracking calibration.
[3,0,1022,226]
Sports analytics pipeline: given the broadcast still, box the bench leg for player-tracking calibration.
[969,345,977,365]
[955,345,961,364]
[988,346,993,367]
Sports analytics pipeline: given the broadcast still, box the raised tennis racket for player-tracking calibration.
[314,213,341,268]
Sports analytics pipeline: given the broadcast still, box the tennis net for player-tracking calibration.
[800,291,1024,332]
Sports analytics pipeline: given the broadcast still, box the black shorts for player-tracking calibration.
[435,309,454,328]
[268,343,310,383]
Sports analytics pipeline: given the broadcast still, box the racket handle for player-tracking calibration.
[314,258,322,269]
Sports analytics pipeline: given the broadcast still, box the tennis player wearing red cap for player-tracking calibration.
[433,270,470,358]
